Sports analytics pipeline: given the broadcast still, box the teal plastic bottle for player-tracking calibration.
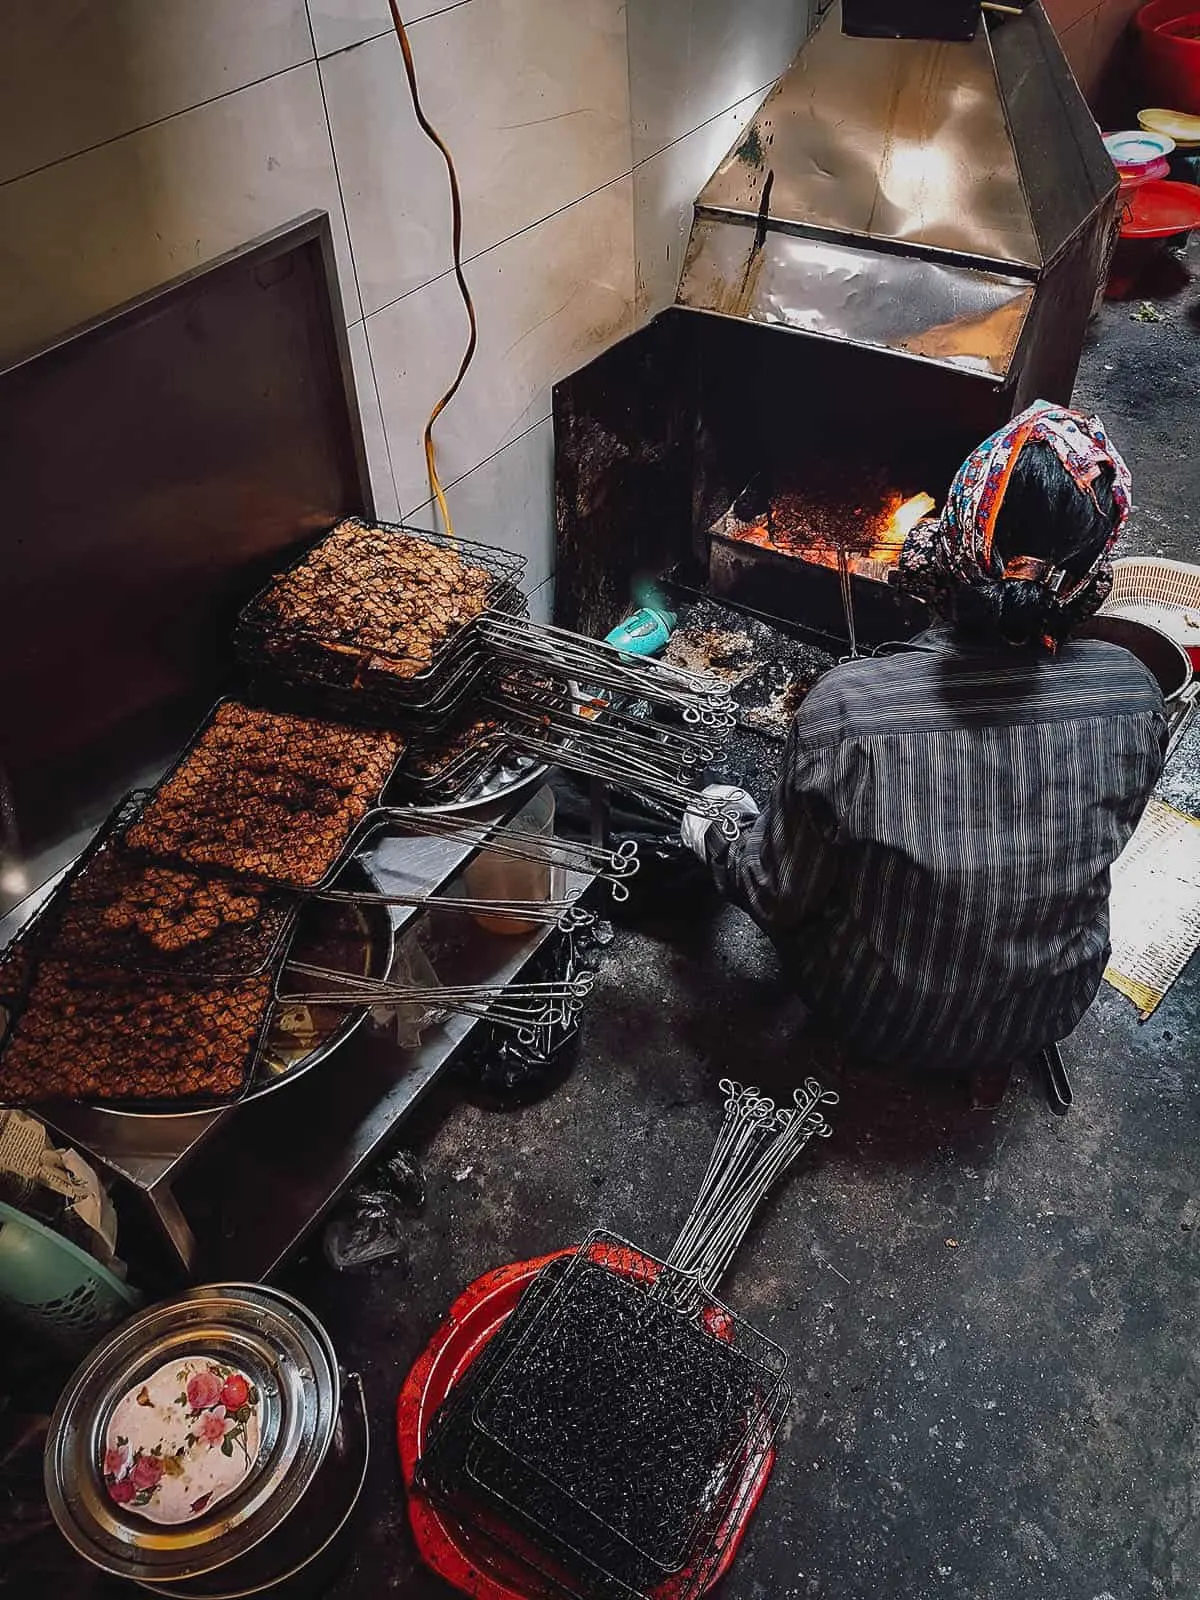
[604,606,677,656]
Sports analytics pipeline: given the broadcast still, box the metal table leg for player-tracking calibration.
[1040,1044,1073,1117]
[144,1181,199,1276]
[589,777,610,850]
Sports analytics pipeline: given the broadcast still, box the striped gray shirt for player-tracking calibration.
[709,627,1167,1069]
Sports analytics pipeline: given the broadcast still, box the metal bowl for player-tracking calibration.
[1075,614,1193,702]
[44,1284,341,1587]
[252,858,394,1098]
[398,752,550,815]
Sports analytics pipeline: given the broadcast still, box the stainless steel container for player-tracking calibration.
[1076,615,1193,703]
[45,1284,367,1595]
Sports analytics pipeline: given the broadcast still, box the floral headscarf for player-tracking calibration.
[898,401,1133,646]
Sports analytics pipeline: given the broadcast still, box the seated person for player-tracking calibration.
[683,403,1166,1077]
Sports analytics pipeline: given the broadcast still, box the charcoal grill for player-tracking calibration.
[554,0,1118,654]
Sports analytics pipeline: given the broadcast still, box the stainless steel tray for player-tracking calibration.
[45,1284,341,1587]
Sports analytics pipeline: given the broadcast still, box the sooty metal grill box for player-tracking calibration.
[553,0,1118,651]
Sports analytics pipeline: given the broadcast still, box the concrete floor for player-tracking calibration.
[20,253,1199,1600]
[280,252,1200,1600]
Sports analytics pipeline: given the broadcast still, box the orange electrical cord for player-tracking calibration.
[387,1,478,540]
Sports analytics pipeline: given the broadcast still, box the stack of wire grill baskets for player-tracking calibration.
[415,1077,837,1599]
[398,711,517,807]
[0,791,298,992]
[0,777,646,1110]
[0,786,295,1112]
[234,517,743,829]
[0,513,745,1111]
[397,664,741,827]
[485,669,738,833]
[234,519,529,730]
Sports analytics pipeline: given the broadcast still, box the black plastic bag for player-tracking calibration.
[455,930,583,1109]
[321,1147,426,1272]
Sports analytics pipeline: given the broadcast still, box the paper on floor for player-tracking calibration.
[1105,798,1200,1019]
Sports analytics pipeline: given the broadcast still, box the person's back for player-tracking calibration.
[743,630,1165,1068]
[688,402,1167,1072]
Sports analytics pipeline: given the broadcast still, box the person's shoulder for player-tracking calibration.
[1058,637,1167,711]
[796,650,915,735]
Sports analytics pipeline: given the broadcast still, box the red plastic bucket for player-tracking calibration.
[1138,0,1200,114]
[1161,10,1200,39]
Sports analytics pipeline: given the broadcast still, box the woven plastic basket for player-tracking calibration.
[1103,556,1200,613]
[0,1200,140,1353]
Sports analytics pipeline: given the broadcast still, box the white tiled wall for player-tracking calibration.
[629,0,816,324]
[320,0,632,315]
[0,0,812,614]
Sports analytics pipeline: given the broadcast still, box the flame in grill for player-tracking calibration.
[877,490,937,560]
[728,489,936,581]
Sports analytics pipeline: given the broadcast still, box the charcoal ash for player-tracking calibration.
[654,594,835,794]
[664,623,759,684]
[667,593,836,750]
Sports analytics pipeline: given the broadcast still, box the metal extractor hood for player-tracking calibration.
[676,0,1118,385]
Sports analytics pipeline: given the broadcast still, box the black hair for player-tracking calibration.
[951,440,1120,648]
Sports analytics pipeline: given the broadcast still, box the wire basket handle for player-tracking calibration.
[658,1076,837,1310]
[376,810,641,900]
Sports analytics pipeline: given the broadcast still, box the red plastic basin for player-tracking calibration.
[1160,10,1200,39]
[1119,177,1200,237]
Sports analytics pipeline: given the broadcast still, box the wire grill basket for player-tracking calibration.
[121,698,407,892]
[448,1246,787,1585]
[399,711,511,802]
[415,1078,835,1598]
[0,955,276,1112]
[235,518,527,716]
[458,1374,792,1600]
[5,794,300,986]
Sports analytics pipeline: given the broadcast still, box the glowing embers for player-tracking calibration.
[719,476,936,585]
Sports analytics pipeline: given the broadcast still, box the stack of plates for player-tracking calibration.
[1139,106,1200,147]
[1105,129,1175,187]
[1140,107,1200,179]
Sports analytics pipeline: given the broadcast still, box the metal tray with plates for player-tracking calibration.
[45,1284,345,1587]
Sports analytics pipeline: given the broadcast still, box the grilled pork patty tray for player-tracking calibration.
[124,701,405,888]
[241,518,498,684]
[0,960,274,1105]
[49,831,294,978]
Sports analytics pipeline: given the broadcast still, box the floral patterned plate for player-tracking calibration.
[103,1357,263,1525]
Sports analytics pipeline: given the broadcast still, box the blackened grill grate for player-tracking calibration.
[465,1239,785,1562]
[416,1079,836,1598]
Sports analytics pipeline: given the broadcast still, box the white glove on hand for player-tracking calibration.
[681,784,760,860]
